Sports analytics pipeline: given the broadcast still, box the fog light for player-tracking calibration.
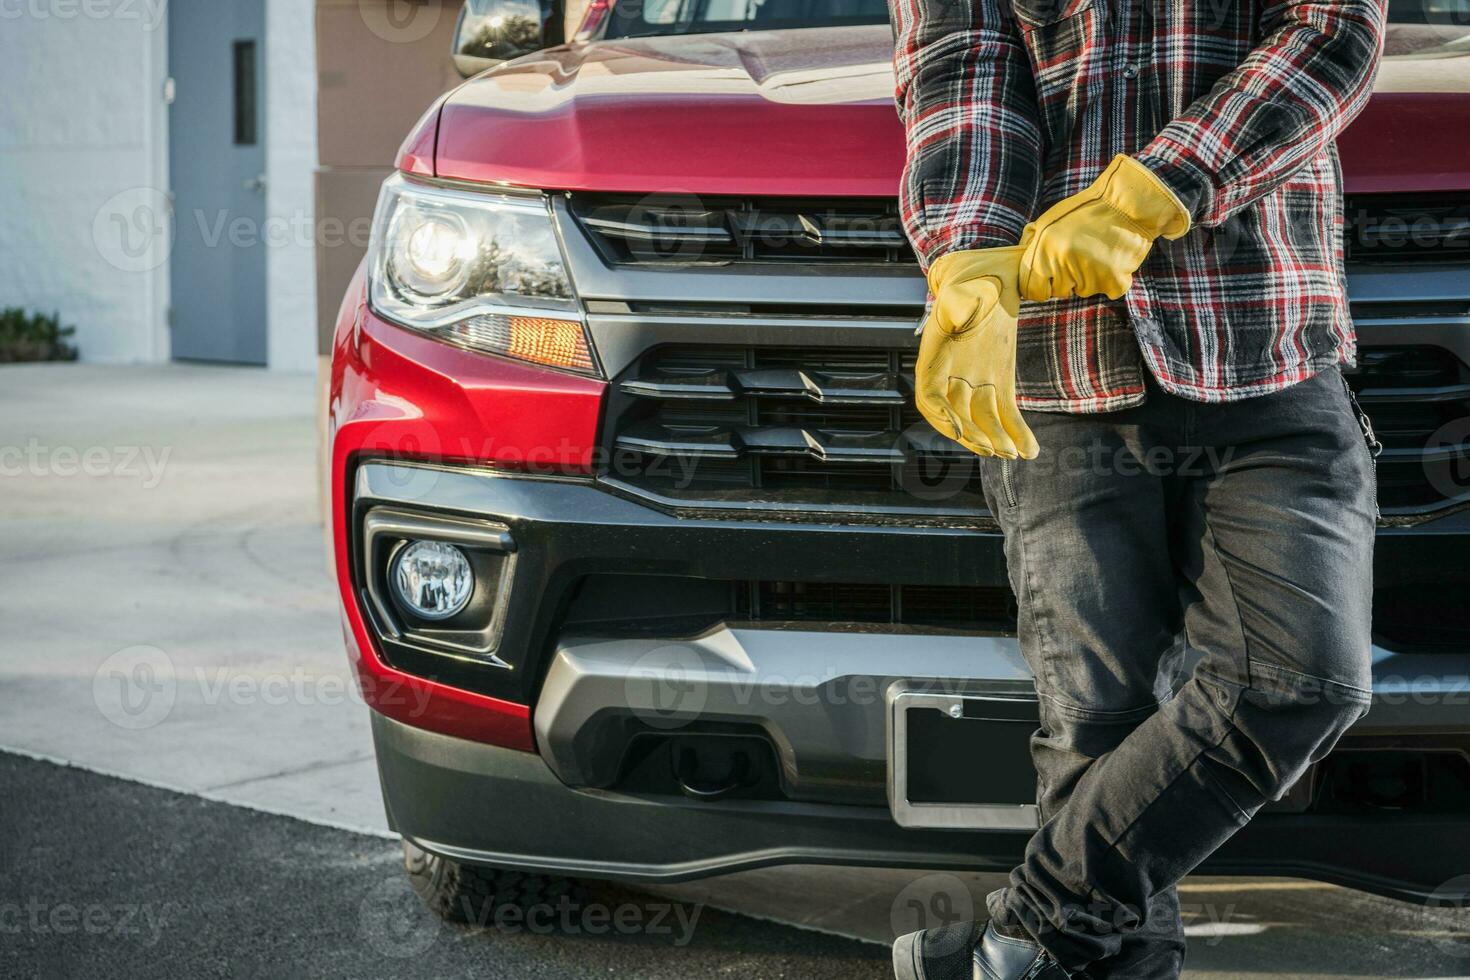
[392,541,474,621]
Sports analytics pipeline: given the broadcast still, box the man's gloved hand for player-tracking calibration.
[1018,154,1191,302]
[915,246,1040,461]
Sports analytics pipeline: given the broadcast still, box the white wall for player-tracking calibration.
[0,3,171,364]
[0,0,319,370]
[265,0,321,373]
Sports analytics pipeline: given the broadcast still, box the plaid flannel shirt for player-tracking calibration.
[890,0,1388,412]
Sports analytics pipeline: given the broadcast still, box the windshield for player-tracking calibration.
[604,0,889,40]
[1390,0,1470,22]
[1387,0,1470,55]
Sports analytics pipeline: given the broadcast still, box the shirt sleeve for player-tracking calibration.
[889,0,1042,270]
[1136,0,1387,229]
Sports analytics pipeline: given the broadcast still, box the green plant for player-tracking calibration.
[0,308,79,364]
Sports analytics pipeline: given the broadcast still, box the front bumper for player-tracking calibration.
[352,458,1470,734]
[376,711,1470,904]
[355,459,1470,902]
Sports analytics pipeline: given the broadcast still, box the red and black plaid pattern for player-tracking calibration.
[890,0,1388,412]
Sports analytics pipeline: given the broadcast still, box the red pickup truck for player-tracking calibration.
[330,0,1470,926]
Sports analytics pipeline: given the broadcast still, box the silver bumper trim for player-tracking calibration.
[534,627,1033,808]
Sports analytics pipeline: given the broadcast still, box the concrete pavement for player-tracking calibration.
[0,364,382,831]
[1,362,1467,978]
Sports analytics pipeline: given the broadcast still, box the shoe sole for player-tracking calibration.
[891,929,926,980]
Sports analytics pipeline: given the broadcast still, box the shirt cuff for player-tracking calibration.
[1132,149,1212,226]
[916,227,1026,273]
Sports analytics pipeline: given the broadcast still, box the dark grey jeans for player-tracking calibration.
[977,366,1377,978]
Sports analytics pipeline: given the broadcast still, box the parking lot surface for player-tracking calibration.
[0,753,889,980]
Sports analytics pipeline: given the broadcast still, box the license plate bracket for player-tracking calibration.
[887,687,1042,831]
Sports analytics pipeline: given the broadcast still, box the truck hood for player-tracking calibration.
[432,24,1470,196]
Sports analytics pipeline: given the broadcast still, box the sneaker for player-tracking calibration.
[891,919,984,980]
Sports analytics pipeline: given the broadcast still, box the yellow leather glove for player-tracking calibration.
[1018,154,1191,302]
[915,246,1040,461]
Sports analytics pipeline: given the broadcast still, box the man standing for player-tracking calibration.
[888,1,1387,977]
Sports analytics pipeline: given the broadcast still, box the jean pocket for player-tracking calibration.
[1011,0,1093,28]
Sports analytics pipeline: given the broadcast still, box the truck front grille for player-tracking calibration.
[1344,194,1470,266]
[569,194,915,266]
[572,192,1469,267]
[1343,345,1470,516]
[603,345,990,516]
[602,343,1470,520]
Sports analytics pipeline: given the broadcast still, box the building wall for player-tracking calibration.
[267,0,322,373]
[0,6,170,364]
[314,0,466,356]
[0,0,317,370]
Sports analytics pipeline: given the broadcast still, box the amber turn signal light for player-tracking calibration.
[444,313,597,375]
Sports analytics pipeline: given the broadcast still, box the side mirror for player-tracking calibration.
[453,0,554,78]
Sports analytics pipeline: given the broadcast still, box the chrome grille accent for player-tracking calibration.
[602,345,989,515]
[568,194,915,265]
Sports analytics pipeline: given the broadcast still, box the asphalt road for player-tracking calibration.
[6,752,1470,980]
[0,752,890,980]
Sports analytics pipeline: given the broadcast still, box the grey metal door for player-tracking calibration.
[168,0,268,365]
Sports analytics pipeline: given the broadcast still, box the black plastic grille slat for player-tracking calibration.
[1343,194,1470,266]
[749,581,1016,631]
[571,195,916,266]
[1343,346,1470,514]
[1373,584,1470,650]
[608,345,987,511]
[761,458,899,492]
[901,584,1019,628]
[622,366,908,405]
[756,581,892,623]
[759,398,894,430]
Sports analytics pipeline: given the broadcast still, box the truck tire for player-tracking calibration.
[402,839,585,926]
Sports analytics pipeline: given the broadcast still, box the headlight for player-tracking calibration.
[367,174,597,375]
